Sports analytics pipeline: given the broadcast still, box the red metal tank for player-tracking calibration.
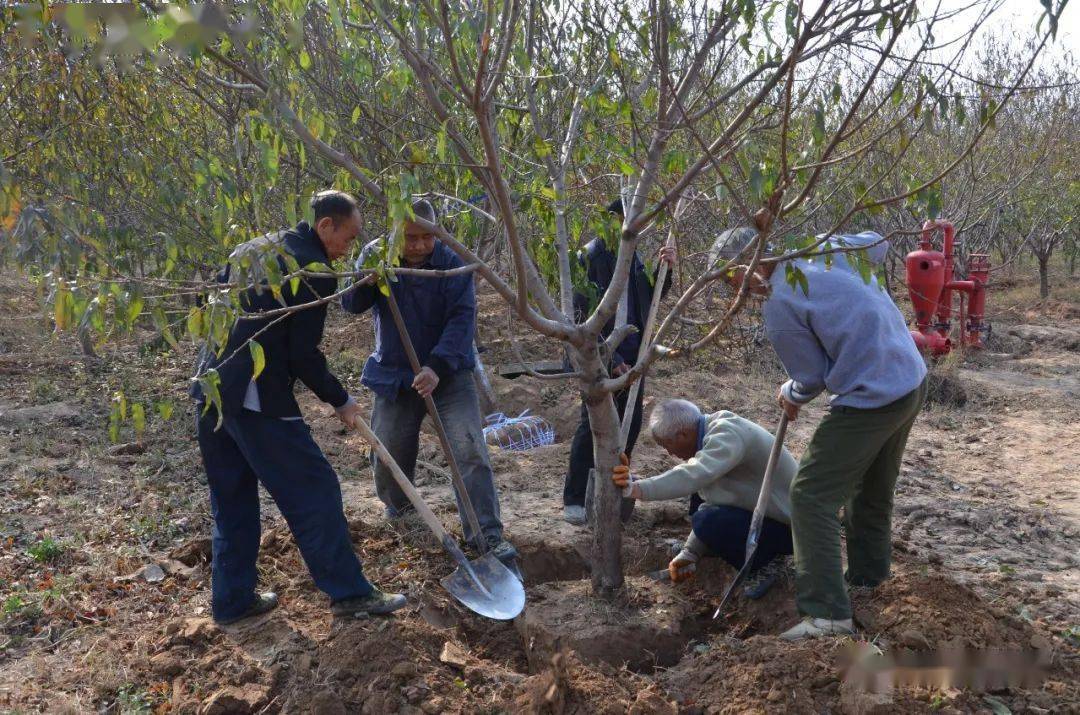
[905,246,946,328]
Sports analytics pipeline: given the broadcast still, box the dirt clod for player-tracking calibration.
[150,651,186,677]
[199,683,270,714]
[438,640,470,668]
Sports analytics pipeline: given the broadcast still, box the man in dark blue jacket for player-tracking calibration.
[341,199,516,566]
[192,190,406,625]
[563,197,675,524]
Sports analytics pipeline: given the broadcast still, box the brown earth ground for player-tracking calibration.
[0,267,1078,714]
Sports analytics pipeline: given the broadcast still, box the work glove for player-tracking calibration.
[668,550,698,582]
[611,453,637,498]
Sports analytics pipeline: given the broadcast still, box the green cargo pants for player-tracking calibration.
[789,379,927,619]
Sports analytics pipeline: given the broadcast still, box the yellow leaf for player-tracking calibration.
[249,340,266,380]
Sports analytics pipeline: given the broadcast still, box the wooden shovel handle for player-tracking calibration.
[382,280,486,548]
[351,414,450,543]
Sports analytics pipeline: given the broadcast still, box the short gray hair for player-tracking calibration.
[649,399,702,444]
[411,198,438,226]
[709,226,768,267]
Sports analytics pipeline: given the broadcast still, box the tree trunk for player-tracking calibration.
[1038,254,1050,299]
[575,346,625,597]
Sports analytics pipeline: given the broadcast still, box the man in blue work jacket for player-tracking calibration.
[191,190,406,625]
[341,199,517,568]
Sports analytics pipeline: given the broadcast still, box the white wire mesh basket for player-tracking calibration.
[483,410,555,451]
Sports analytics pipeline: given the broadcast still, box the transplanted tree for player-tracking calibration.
[1,0,1069,596]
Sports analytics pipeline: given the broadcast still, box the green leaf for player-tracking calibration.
[785,263,809,296]
[812,106,826,145]
[187,306,203,339]
[249,340,266,381]
[155,400,174,421]
[198,370,224,430]
[132,403,146,437]
[327,0,346,41]
[351,105,361,124]
[152,306,179,349]
[875,13,888,38]
[785,1,799,37]
[299,50,312,70]
[126,294,144,324]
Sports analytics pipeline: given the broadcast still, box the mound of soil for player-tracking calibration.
[926,368,968,407]
[662,567,1080,715]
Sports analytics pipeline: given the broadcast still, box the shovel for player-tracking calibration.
[382,284,523,582]
[351,415,525,620]
[712,411,790,619]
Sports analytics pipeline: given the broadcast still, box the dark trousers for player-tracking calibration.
[563,382,645,507]
[790,380,927,619]
[692,504,794,573]
[370,371,503,547]
[196,410,372,621]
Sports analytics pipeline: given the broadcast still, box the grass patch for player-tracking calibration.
[26,537,65,563]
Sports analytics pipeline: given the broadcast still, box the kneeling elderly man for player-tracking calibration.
[613,399,797,599]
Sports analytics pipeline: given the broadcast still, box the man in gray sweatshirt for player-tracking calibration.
[718,229,927,640]
[612,399,797,599]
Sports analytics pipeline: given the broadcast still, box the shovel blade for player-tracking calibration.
[440,553,526,621]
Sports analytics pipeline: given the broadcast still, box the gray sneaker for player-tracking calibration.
[563,505,587,525]
[331,587,407,618]
[482,535,519,563]
[215,592,279,625]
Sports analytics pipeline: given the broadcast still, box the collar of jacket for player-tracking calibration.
[587,238,643,271]
[292,221,330,261]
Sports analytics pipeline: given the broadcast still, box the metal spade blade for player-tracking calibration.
[440,552,526,621]
[351,415,526,621]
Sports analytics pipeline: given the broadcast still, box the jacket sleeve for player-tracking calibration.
[286,274,350,408]
[636,424,746,501]
[765,320,829,403]
[424,255,477,379]
[340,247,379,314]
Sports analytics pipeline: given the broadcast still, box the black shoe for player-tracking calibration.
[331,587,407,618]
[742,557,791,600]
[214,592,278,625]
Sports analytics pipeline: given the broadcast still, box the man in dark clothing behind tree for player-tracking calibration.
[562,197,675,525]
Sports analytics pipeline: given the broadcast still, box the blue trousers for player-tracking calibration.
[370,371,502,547]
[691,504,794,573]
[196,409,372,621]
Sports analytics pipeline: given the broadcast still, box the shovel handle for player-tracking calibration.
[383,281,487,551]
[743,412,789,565]
[351,414,451,544]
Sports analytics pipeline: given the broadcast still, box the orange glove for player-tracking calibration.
[668,552,698,582]
[611,453,631,488]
